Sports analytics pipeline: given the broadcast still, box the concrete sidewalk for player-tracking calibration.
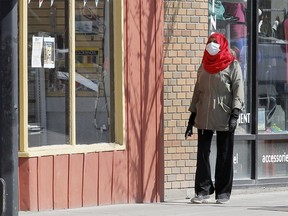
[19,189,288,216]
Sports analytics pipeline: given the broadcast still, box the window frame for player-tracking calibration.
[19,0,125,157]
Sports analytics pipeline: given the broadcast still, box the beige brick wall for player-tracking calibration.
[163,0,208,195]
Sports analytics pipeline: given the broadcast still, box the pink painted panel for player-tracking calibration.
[68,154,84,208]
[155,0,165,202]
[98,152,113,205]
[18,158,28,210]
[83,153,99,206]
[22,158,38,211]
[112,151,128,204]
[38,156,53,211]
[125,0,143,203]
[29,158,39,211]
[141,0,157,202]
[54,155,69,209]
[18,158,38,211]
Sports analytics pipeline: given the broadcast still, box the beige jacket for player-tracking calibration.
[189,60,244,131]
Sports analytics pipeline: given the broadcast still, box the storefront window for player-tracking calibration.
[208,0,251,135]
[28,1,70,146]
[27,0,115,147]
[75,1,112,144]
[257,0,288,134]
[209,0,288,181]
[258,140,288,178]
[210,140,252,179]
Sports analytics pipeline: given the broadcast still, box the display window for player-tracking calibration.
[209,0,288,135]
[74,2,112,144]
[257,0,288,134]
[209,0,288,181]
[19,0,124,155]
[256,0,288,180]
[210,141,252,179]
[258,140,288,178]
[27,1,71,147]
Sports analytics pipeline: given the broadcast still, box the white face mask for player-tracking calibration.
[206,42,220,55]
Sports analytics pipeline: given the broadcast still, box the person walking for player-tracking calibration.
[185,33,244,204]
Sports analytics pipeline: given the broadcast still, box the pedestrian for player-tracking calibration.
[185,33,244,204]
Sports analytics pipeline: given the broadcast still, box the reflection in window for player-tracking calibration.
[75,0,112,144]
[28,1,70,147]
[210,141,252,180]
[27,0,114,147]
[258,0,288,134]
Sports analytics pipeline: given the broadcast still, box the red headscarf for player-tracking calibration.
[202,33,235,74]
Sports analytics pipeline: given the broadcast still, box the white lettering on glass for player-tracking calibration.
[209,0,217,32]
[238,113,250,124]
[262,152,288,163]
[233,153,239,164]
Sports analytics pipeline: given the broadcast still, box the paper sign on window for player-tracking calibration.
[43,37,55,69]
[31,36,43,68]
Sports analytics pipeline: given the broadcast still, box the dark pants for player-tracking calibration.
[195,129,234,200]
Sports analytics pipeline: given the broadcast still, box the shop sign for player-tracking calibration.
[258,141,288,178]
[76,47,99,67]
[262,153,288,164]
[238,113,250,124]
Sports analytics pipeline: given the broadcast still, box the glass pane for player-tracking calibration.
[28,1,70,147]
[75,0,112,144]
[208,1,251,134]
[257,0,288,134]
[258,140,288,178]
[210,141,252,180]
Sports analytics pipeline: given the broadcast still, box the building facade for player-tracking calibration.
[0,0,288,214]
[17,0,164,212]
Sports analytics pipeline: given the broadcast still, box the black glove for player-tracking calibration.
[229,108,240,132]
[185,112,196,139]
[185,124,193,139]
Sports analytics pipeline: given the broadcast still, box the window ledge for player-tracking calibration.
[18,143,126,157]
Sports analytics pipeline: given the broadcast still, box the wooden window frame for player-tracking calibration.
[19,0,125,157]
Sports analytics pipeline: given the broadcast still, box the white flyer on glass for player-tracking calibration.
[43,37,55,69]
[31,36,43,68]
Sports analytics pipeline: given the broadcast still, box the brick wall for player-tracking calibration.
[163,0,208,197]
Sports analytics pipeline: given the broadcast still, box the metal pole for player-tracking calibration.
[0,0,19,215]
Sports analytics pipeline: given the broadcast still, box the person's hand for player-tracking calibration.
[185,112,196,139]
[229,116,238,132]
[185,124,193,139]
[229,108,240,132]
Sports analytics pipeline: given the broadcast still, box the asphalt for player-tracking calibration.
[19,189,288,216]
